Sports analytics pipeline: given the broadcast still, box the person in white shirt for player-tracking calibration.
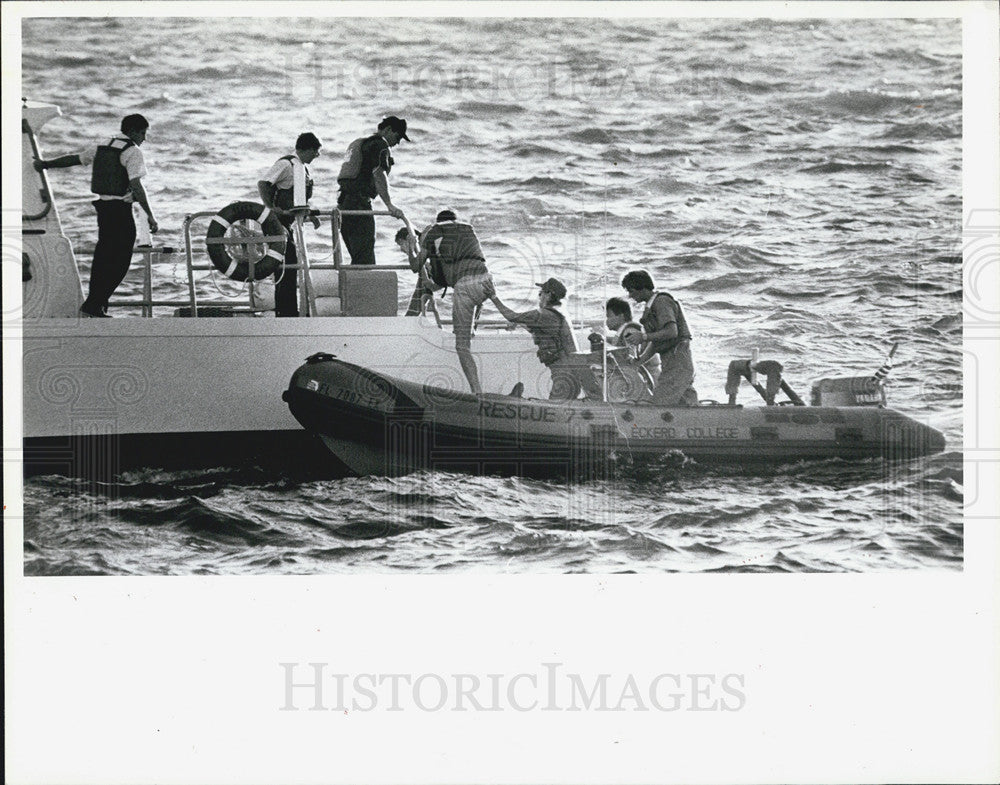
[257,132,322,317]
[34,113,158,317]
[603,296,661,380]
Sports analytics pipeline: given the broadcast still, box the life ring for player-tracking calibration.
[205,201,286,281]
[597,362,655,403]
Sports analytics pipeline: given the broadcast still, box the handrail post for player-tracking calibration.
[332,208,343,270]
[141,247,154,317]
[602,341,608,403]
[293,211,317,317]
[183,215,198,317]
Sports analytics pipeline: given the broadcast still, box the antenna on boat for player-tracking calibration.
[871,342,899,383]
[601,171,610,403]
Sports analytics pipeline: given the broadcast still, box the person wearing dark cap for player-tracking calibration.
[410,209,493,393]
[33,113,158,317]
[336,116,409,265]
[621,269,698,406]
[490,278,602,400]
[258,132,323,317]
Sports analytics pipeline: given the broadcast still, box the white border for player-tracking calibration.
[4,2,999,784]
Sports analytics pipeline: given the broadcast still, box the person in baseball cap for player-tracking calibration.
[337,115,412,264]
[535,277,567,301]
[378,115,410,141]
[490,276,602,400]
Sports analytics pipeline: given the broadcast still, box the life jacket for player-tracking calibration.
[427,254,449,290]
[534,307,574,366]
[90,137,134,196]
[274,155,314,210]
[423,220,487,289]
[616,321,645,360]
[640,291,691,354]
[337,134,390,198]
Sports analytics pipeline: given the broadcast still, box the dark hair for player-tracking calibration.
[296,132,322,150]
[621,270,654,291]
[395,227,421,243]
[436,209,457,222]
[606,297,632,319]
[121,114,149,134]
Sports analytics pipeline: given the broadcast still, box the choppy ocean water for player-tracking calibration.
[21,15,963,573]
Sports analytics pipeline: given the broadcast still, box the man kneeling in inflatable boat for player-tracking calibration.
[491,278,603,401]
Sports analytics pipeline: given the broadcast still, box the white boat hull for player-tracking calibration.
[21,315,550,474]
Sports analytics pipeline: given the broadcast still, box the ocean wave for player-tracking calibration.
[517,176,584,193]
[505,197,569,217]
[37,52,97,68]
[711,177,765,188]
[24,557,111,577]
[880,121,960,140]
[455,100,527,116]
[504,142,565,158]
[331,515,453,540]
[566,127,617,144]
[688,272,761,291]
[814,88,924,116]
[717,120,755,134]
[171,496,278,545]
[633,146,689,159]
[639,174,695,194]
[718,244,780,266]
[800,161,894,174]
[859,143,922,154]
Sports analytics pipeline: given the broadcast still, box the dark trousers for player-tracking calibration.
[653,341,699,406]
[275,224,299,317]
[549,355,604,400]
[337,192,376,265]
[83,200,135,314]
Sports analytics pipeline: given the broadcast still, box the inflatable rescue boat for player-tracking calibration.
[283,353,947,477]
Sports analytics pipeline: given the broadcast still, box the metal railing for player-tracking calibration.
[120,206,500,327]
[22,119,54,222]
[139,206,423,318]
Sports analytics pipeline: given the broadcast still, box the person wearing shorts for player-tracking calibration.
[411,210,493,393]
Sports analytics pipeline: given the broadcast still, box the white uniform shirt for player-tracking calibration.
[261,156,296,189]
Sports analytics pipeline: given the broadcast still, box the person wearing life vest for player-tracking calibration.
[621,270,698,406]
[410,209,493,394]
[603,296,661,381]
[257,132,323,317]
[491,278,603,401]
[33,113,158,317]
[337,116,409,265]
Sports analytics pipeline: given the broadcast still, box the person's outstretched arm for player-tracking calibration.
[33,154,83,171]
[490,294,519,322]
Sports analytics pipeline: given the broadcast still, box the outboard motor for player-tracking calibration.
[810,376,886,407]
[811,343,897,408]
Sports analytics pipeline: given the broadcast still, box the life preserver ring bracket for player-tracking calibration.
[204,201,286,282]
